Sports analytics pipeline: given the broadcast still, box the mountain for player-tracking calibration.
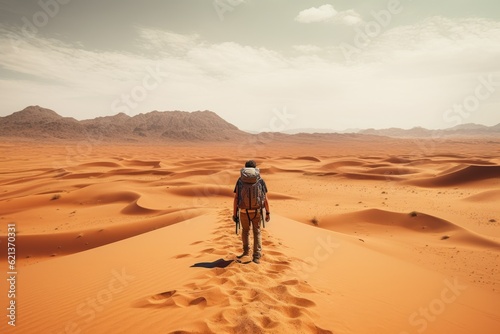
[282,128,362,134]
[448,123,489,131]
[0,106,85,140]
[359,127,431,137]
[282,128,336,134]
[4,105,64,123]
[359,123,500,138]
[0,106,248,142]
[1,106,498,141]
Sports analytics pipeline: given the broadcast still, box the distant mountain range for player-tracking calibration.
[284,124,500,137]
[282,128,361,135]
[0,106,247,141]
[358,124,500,137]
[0,106,498,141]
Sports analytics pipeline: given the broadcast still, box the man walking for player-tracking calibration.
[233,160,270,264]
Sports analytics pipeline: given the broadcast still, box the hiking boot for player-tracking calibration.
[237,251,249,259]
[252,257,260,264]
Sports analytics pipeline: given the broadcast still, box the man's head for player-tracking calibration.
[245,160,256,168]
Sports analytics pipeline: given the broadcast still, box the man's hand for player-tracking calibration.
[265,212,270,222]
[233,215,240,235]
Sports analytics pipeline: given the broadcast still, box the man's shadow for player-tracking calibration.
[191,258,233,269]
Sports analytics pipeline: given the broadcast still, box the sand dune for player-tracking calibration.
[295,156,322,162]
[12,208,208,261]
[322,208,500,248]
[0,139,499,333]
[324,208,459,232]
[11,212,500,334]
[408,165,500,187]
[463,189,500,202]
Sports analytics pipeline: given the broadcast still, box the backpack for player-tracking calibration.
[237,167,264,210]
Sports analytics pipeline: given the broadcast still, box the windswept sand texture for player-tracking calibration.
[0,138,499,333]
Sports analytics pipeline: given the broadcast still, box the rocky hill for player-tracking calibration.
[0,106,249,142]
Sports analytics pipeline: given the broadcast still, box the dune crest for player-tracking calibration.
[407,165,500,187]
[321,208,500,248]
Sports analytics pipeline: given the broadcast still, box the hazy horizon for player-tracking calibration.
[1,0,500,132]
[5,104,499,134]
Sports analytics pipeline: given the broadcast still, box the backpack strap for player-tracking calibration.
[245,209,258,224]
[236,178,243,200]
[260,208,265,228]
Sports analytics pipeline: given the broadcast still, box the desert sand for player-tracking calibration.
[0,136,499,334]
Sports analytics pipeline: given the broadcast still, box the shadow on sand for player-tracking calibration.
[191,258,233,269]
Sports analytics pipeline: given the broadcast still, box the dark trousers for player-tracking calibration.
[240,210,262,259]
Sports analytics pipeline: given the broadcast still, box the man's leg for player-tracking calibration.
[239,212,250,257]
[251,212,262,262]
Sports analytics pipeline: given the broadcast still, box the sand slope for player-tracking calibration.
[9,211,500,334]
[0,140,499,333]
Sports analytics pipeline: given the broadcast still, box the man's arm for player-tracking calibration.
[264,194,270,213]
[233,193,239,218]
[233,180,240,218]
[260,179,270,221]
[264,193,270,222]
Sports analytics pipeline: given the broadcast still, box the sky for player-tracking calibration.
[0,0,499,132]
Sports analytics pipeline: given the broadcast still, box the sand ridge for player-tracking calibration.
[0,140,499,333]
[133,209,332,333]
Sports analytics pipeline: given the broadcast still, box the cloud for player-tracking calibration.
[343,16,500,70]
[293,44,323,53]
[295,4,363,26]
[0,16,499,130]
[295,4,337,23]
[334,9,363,26]
[138,28,200,54]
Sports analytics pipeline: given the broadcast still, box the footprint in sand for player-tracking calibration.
[144,290,208,309]
[188,296,207,307]
[140,211,332,333]
[147,290,177,305]
[173,253,191,259]
[262,240,274,247]
[265,249,284,256]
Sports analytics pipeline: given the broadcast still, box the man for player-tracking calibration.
[233,160,270,264]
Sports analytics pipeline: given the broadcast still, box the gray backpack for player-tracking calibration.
[237,167,264,210]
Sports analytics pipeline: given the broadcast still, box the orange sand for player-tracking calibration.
[0,137,499,333]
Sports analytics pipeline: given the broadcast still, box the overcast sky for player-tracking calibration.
[1,0,499,131]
